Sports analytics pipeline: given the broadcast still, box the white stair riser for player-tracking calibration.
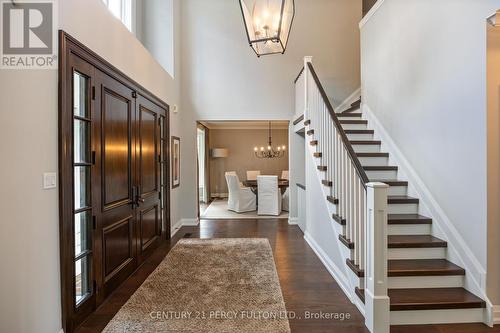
[366,169,398,180]
[390,308,484,325]
[388,185,408,196]
[388,203,419,214]
[388,224,431,235]
[388,247,446,260]
[388,275,464,289]
[346,133,374,141]
[340,123,368,130]
[358,156,388,166]
[352,144,381,153]
[338,115,363,121]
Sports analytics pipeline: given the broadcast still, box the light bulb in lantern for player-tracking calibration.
[277,146,281,151]
[282,145,286,150]
[260,147,264,151]
[268,146,272,150]
[254,147,258,152]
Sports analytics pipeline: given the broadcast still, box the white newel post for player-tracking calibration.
[365,182,390,333]
[303,56,313,120]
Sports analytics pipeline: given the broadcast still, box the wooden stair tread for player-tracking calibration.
[364,165,398,171]
[332,214,346,225]
[347,259,465,277]
[388,214,432,225]
[310,140,318,146]
[307,129,314,136]
[327,196,339,204]
[317,166,327,171]
[340,120,368,124]
[387,195,419,204]
[322,180,333,187]
[304,119,311,126]
[388,235,447,248]
[355,288,486,311]
[352,99,361,107]
[313,152,322,158]
[350,140,381,145]
[339,234,354,249]
[357,152,388,157]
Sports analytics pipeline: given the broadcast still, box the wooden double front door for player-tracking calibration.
[59,32,170,332]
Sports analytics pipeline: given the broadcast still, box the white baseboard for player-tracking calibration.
[304,231,353,303]
[494,305,500,325]
[288,217,299,225]
[181,218,200,226]
[171,218,200,237]
[58,329,64,333]
[362,103,488,308]
[336,87,361,112]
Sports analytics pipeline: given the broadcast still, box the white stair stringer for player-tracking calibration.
[362,103,492,325]
[303,134,366,316]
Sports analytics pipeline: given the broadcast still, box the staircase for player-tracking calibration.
[296,59,487,331]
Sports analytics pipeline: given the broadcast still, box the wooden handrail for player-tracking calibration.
[306,62,370,187]
[294,66,305,84]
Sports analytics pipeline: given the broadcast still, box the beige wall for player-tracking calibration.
[209,129,289,195]
[487,22,500,305]
[178,0,362,221]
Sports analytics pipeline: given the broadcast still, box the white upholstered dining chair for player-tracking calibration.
[257,176,282,216]
[225,173,256,213]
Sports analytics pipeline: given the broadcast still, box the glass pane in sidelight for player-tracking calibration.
[75,256,90,305]
[74,119,91,164]
[74,166,91,210]
[73,72,89,118]
[74,211,91,257]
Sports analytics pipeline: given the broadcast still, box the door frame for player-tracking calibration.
[58,30,171,333]
[196,122,211,218]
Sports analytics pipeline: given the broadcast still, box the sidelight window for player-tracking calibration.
[73,71,93,306]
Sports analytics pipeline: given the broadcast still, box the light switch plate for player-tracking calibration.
[43,173,57,189]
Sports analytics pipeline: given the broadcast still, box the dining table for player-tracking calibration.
[243,179,289,195]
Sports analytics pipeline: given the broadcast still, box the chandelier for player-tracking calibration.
[254,122,286,159]
[239,0,295,57]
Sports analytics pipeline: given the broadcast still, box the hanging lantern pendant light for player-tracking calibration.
[239,0,296,57]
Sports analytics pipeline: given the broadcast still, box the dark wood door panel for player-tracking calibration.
[136,96,164,264]
[138,106,158,196]
[102,217,134,279]
[139,205,159,252]
[94,69,137,300]
[102,88,132,208]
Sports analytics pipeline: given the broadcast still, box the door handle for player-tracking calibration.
[136,196,145,204]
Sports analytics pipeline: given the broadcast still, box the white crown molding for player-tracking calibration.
[359,0,386,29]
[362,103,490,314]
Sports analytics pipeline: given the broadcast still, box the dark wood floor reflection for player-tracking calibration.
[75,219,499,333]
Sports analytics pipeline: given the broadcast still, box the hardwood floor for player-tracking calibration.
[75,219,499,333]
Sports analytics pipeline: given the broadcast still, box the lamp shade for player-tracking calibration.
[239,0,295,57]
[211,148,229,158]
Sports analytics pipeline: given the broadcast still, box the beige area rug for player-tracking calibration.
[103,238,291,333]
[201,199,289,220]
